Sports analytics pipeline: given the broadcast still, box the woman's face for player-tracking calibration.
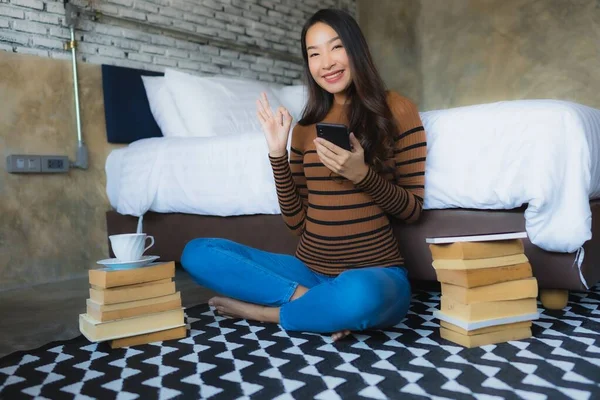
[305,22,352,95]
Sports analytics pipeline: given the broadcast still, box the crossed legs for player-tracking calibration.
[181,238,411,340]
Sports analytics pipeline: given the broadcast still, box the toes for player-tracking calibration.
[209,296,232,309]
[331,330,352,342]
[208,296,220,307]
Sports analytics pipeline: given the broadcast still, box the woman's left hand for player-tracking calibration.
[314,132,369,183]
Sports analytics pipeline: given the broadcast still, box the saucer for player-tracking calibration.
[96,255,160,270]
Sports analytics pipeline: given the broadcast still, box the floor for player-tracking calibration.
[0,267,216,359]
[0,267,443,360]
[2,282,598,399]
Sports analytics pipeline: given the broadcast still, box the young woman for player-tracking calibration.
[181,9,427,341]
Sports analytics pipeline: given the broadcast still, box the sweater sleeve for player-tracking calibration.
[268,125,308,235]
[354,92,427,223]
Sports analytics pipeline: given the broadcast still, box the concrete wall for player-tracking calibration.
[357,0,422,105]
[359,0,600,111]
[0,51,116,290]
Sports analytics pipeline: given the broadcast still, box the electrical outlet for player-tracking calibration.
[41,156,70,173]
[7,155,70,174]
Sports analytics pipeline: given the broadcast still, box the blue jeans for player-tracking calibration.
[180,238,412,333]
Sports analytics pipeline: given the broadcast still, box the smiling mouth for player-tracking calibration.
[323,70,344,82]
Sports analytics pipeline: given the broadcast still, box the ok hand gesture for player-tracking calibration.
[256,92,293,158]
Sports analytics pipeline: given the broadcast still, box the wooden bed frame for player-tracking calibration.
[106,201,600,310]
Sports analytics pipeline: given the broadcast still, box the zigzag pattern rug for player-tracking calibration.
[1,286,599,400]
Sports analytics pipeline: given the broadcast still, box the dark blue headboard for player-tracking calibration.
[101,65,164,144]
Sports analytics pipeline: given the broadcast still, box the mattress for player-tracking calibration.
[105,99,600,253]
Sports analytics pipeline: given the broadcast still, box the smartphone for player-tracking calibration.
[316,123,351,151]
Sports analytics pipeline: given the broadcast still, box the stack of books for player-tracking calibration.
[79,261,187,349]
[427,232,540,348]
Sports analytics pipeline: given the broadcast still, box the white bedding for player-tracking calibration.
[107,134,282,217]
[106,99,600,254]
[422,99,600,253]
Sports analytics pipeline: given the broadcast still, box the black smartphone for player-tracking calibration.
[316,123,351,151]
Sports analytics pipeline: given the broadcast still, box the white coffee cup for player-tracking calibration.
[109,233,155,261]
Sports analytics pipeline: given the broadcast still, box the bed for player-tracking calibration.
[101,64,600,302]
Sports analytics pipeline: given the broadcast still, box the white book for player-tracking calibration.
[425,231,527,245]
[433,310,539,331]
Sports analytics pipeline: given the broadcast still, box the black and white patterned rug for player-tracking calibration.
[1,285,599,400]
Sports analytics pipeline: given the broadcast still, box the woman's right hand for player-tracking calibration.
[256,92,292,157]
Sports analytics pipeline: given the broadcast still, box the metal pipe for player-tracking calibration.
[69,26,83,145]
[64,6,88,170]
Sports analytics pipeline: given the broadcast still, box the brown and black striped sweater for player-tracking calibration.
[269,91,427,275]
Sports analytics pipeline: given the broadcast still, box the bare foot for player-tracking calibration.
[332,330,351,342]
[209,296,261,320]
[209,295,349,341]
[209,296,278,323]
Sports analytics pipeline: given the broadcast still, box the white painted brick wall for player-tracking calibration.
[0,0,357,85]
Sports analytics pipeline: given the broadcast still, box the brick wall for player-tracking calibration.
[0,0,357,85]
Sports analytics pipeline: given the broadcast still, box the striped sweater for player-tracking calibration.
[269,91,427,275]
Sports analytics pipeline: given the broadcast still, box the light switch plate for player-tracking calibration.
[6,155,41,173]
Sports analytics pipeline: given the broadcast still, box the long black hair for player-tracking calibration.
[298,8,397,172]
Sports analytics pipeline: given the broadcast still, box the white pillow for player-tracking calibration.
[141,76,191,137]
[164,68,284,137]
[277,85,308,122]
